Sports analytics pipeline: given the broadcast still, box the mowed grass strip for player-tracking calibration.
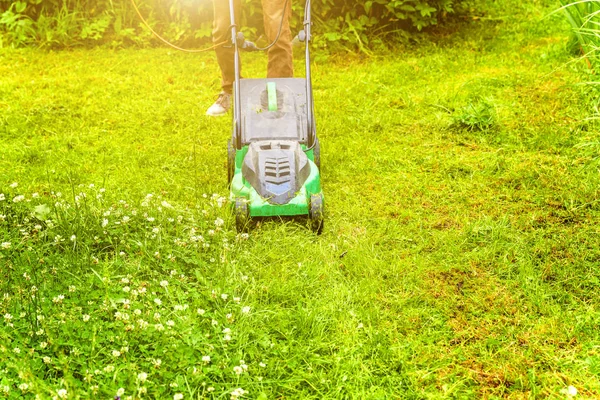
[1,0,600,398]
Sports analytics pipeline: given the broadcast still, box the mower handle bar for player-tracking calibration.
[229,0,315,150]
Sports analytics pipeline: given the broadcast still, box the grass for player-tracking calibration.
[2,0,600,398]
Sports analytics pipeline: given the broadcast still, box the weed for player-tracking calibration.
[452,97,496,132]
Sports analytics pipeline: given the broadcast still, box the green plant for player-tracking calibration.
[559,0,600,72]
[0,1,35,47]
[452,97,496,132]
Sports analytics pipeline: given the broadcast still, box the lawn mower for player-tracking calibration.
[226,0,324,233]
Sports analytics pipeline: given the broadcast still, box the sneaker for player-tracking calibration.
[206,92,232,117]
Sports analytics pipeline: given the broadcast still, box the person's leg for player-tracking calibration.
[213,0,241,93]
[207,0,241,116]
[261,0,293,79]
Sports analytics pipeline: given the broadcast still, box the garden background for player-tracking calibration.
[2,0,600,399]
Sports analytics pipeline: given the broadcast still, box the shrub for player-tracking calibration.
[0,0,458,49]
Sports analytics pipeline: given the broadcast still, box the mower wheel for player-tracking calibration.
[234,198,250,232]
[313,138,321,170]
[227,139,235,184]
[308,193,324,234]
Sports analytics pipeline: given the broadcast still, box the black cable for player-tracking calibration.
[252,0,290,51]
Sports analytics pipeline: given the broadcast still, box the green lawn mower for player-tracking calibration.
[226,0,324,233]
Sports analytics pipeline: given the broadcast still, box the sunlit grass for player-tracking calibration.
[1,1,600,398]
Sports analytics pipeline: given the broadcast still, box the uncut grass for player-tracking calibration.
[2,0,600,398]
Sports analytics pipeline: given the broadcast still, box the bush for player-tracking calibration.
[0,0,458,49]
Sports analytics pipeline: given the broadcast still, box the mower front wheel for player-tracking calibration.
[234,198,250,232]
[308,193,324,234]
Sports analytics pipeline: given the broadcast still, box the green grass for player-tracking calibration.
[2,1,600,398]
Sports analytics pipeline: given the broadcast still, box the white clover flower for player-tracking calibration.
[226,313,233,320]
[211,319,218,326]
[18,383,29,392]
[233,365,244,375]
[202,355,211,363]
[1,385,8,394]
[138,372,148,382]
[70,235,76,242]
[357,323,364,329]
[123,286,130,293]
[101,218,108,227]
[166,320,175,327]
[159,280,169,288]
[43,356,52,364]
[57,388,67,399]
[233,297,241,303]
[10,182,18,188]
[174,394,183,400]
[223,334,232,341]
[83,314,91,322]
[134,309,142,315]
[259,362,266,368]
[13,347,20,354]
[222,328,231,334]
[155,323,165,331]
[152,227,160,234]
[0,194,5,201]
[52,294,65,303]
[241,306,251,314]
[1,242,11,250]
[230,388,247,399]
[161,200,173,208]
[4,313,12,320]
[561,386,578,397]
[221,293,228,301]
[103,365,115,373]
[122,216,130,223]
[197,309,205,315]
[152,358,162,368]
[40,342,48,349]
[13,195,25,203]
[112,350,121,357]
[116,388,125,396]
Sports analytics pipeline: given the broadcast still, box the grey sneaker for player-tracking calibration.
[206,92,232,117]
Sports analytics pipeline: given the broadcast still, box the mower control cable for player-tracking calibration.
[248,0,290,52]
[130,0,227,53]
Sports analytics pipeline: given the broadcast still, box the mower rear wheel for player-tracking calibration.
[308,193,324,234]
[234,198,250,232]
[313,138,321,170]
[227,139,235,184]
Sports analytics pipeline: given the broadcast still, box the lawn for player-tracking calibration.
[2,0,600,398]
